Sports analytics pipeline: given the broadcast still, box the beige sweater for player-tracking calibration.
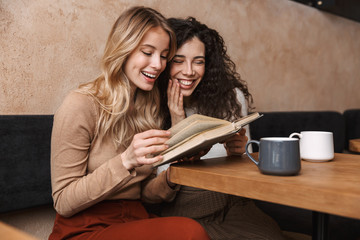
[51,91,177,217]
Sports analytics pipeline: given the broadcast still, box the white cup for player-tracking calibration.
[289,131,334,162]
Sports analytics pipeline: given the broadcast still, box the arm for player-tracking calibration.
[51,93,171,217]
[141,146,210,203]
[122,129,179,203]
[141,169,179,204]
[51,93,133,217]
[224,89,251,155]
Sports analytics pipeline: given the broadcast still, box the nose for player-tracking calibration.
[150,55,162,70]
[183,61,194,76]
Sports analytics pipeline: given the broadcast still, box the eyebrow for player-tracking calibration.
[140,44,169,52]
[174,54,205,59]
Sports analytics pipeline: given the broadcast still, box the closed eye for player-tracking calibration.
[194,56,205,65]
[142,51,152,56]
[172,59,184,64]
[194,60,205,65]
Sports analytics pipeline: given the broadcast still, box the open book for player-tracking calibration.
[153,112,262,167]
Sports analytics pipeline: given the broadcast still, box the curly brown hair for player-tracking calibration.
[158,17,253,129]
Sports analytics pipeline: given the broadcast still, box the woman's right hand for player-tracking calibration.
[121,129,171,170]
[167,79,185,126]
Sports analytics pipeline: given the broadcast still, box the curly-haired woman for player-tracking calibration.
[157,17,286,240]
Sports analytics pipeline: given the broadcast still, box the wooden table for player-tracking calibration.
[169,153,360,240]
[0,222,39,240]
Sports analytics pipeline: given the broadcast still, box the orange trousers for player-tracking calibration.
[48,200,210,240]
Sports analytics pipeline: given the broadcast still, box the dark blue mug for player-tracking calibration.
[245,137,301,176]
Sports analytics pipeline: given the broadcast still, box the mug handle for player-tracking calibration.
[289,132,301,138]
[245,140,260,166]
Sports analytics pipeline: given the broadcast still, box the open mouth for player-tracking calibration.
[142,71,156,79]
[179,79,194,86]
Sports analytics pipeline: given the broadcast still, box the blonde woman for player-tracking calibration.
[49,7,209,240]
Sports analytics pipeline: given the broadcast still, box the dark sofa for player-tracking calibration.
[249,111,346,153]
[1,110,360,239]
[0,115,53,213]
[0,115,56,239]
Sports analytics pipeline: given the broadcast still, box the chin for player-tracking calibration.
[139,84,154,92]
[181,89,195,97]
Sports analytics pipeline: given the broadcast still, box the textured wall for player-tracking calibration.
[1,0,360,114]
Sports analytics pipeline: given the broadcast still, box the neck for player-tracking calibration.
[183,96,194,108]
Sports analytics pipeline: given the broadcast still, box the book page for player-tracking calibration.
[233,112,262,130]
[154,123,236,167]
[166,114,229,147]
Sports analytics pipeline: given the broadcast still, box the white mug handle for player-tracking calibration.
[289,132,302,139]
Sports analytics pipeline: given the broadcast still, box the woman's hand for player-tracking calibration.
[224,128,248,156]
[167,79,185,126]
[121,129,171,170]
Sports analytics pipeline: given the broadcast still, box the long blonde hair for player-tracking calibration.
[77,6,176,149]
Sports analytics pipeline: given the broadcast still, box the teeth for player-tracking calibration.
[142,72,156,78]
[179,80,193,86]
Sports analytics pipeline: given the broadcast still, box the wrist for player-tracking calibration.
[121,152,133,171]
[171,115,185,126]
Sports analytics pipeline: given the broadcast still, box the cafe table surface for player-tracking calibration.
[169,153,360,240]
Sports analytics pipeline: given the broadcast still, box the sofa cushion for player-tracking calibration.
[343,109,360,151]
[0,115,54,213]
[249,111,345,153]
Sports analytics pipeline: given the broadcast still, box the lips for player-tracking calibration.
[177,79,196,89]
[179,79,193,86]
[142,71,157,83]
[142,71,156,79]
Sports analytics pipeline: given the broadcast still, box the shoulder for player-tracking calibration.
[62,91,96,109]
[54,91,99,132]
[58,91,98,117]
[234,88,245,99]
[234,88,248,116]
[234,88,245,104]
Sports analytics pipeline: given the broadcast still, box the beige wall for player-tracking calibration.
[1,0,360,114]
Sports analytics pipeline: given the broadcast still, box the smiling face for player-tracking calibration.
[169,37,205,97]
[124,26,170,93]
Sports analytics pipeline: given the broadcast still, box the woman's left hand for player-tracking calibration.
[224,128,248,155]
